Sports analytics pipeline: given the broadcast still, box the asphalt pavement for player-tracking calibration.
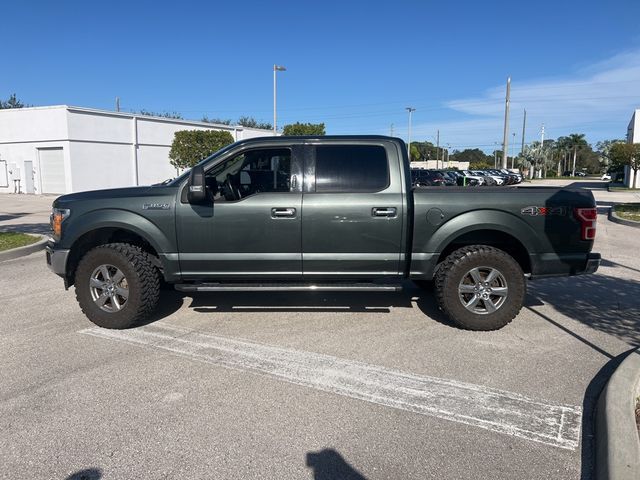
[0,181,638,479]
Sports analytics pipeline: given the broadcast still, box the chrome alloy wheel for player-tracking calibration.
[458,266,508,315]
[89,264,129,313]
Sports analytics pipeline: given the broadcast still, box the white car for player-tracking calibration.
[601,173,611,181]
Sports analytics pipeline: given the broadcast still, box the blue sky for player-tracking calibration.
[3,0,640,151]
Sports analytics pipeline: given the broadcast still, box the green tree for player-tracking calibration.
[0,93,26,109]
[449,148,492,167]
[201,115,232,125]
[282,122,326,135]
[137,109,183,119]
[411,141,438,161]
[409,144,420,162]
[610,143,640,186]
[238,116,272,130]
[596,139,625,170]
[564,133,588,175]
[169,130,234,170]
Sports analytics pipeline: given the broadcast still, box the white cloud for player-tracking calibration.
[412,48,640,151]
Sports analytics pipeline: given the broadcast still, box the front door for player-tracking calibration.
[176,146,303,280]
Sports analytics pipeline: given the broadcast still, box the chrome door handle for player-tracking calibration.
[271,207,297,218]
[372,207,397,218]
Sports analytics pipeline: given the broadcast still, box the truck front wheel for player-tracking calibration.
[75,243,160,329]
[434,245,526,331]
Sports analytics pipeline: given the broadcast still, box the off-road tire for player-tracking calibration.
[434,245,526,331]
[75,243,160,329]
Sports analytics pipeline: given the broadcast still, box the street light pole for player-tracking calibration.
[406,107,415,159]
[501,76,511,169]
[273,65,286,135]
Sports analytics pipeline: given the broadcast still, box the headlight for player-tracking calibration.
[50,208,70,237]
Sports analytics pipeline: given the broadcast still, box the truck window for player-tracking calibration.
[315,145,389,193]
[206,148,292,201]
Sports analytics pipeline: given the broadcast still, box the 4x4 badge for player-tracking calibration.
[521,206,566,216]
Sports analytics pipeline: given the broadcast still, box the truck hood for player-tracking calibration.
[53,185,177,208]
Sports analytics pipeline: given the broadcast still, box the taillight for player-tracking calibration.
[574,207,597,240]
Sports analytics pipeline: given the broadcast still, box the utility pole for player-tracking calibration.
[390,124,394,137]
[539,124,545,179]
[115,97,120,112]
[511,132,516,169]
[406,107,415,159]
[520,109,526,155]
[501,77,511,169]
[273,65,286,135]
[436,130,440,169]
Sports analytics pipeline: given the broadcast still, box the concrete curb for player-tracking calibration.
[596,347,640,480]
[0,234,48,262]
[608,208,640,229]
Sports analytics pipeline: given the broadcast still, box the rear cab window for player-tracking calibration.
[314,145,389,193]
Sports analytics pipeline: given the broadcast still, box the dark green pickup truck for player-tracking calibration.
[46,136,600,331]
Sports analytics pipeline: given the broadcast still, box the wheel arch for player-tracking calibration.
[65,226,162,287]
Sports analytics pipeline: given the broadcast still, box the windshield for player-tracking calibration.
[165,141,240,187]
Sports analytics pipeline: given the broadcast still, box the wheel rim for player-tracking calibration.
[458,266,508,315]
[89,264,129,313]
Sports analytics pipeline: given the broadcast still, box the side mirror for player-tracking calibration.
[187,165,207,204]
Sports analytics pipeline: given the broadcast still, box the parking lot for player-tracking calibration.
[1,180,639,479]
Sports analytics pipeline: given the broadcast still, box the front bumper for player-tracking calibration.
[45,244,70,277]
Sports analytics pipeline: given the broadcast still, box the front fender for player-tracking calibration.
[61,209,174,254]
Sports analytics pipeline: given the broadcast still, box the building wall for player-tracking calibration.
[627,110,639,143]
[0,106,274,195]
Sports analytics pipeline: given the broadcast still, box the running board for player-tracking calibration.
[174,282,403,293]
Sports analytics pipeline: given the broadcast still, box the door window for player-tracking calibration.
[206,148,292,201]
[315,145,389,193]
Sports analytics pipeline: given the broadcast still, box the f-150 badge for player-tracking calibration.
[143,203,170,210]
[521,206,566,216]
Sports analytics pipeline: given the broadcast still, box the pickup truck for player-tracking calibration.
[46,136,600,331]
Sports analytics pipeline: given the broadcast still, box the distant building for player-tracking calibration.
[0,106,274,195]
[410,160,470,170]
[625,109,639,188]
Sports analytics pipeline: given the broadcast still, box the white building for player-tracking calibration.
[624,109,640,188]
[0,105,274,195]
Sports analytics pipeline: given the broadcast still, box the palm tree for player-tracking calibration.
[566,133,588,176]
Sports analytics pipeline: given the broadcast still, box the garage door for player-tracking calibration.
[39,148,66,194]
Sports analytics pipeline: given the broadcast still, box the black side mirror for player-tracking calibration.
[187,165,207,204]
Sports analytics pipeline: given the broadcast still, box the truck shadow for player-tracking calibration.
[527,272,640,347]
[306,448,368,480]
[143,281,454,327]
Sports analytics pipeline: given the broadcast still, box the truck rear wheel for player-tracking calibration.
[75,243,160,329]
[434,245,525,331]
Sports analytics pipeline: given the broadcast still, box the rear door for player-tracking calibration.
[301,141,405,279]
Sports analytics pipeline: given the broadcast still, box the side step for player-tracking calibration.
[174,282,403,293]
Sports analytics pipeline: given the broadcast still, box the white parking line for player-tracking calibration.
[80,324,582,450]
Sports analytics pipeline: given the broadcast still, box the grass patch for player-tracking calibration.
[0,232,39,252]
[614,203,640,222]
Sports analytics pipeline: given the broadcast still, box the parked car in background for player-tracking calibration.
[504,169,524,183]
[471,170,499,186]
[446,170,480,186]
[601,173,611,181]
[411,169,446,187]
[435,170,458,186]
[460,170,486,185]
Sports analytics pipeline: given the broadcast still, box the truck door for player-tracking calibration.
[301,142,405,279]
[176,146,303,279]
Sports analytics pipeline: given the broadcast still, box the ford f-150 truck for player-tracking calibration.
[46,136,600,331]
